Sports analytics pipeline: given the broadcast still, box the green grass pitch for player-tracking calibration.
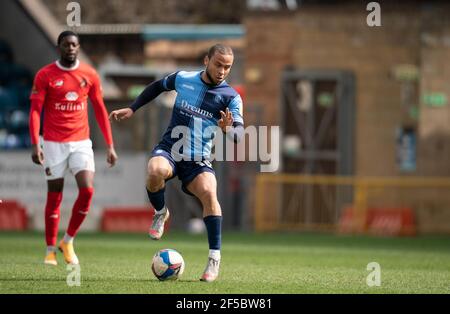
[0,231,449,294]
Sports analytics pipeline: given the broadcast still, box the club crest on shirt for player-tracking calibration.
[80,78,87,88]
[214,94,223,104]
[65,91,79,101]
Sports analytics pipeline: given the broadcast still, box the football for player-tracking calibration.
[151,249,185,281]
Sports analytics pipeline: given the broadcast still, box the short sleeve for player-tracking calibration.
[162,71,178,91]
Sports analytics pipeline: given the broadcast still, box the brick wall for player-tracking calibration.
[245,3,423,176]
[245,12,297,126]
[244,2,450,233]
[418,4,450,176]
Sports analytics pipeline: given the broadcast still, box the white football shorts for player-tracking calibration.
[42,139,95,180]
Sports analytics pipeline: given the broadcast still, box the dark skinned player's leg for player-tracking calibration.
[58,170,94,265]
[65,170,94,240]
[45,178,64,260]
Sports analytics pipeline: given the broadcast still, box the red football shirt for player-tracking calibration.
[29,60,113,146]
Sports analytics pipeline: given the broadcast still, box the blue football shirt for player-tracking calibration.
[158,71,244,160]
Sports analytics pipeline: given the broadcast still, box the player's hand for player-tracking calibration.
[109,108,133,122]
[218,108,234,132]
[106,146,118,168]
[31,144,44,165]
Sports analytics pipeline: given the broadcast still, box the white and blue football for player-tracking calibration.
[151,249,185,281]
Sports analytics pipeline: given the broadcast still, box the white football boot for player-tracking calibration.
[148,208,170,240]
[200,257,220,282]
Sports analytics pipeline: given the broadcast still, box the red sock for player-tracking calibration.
[67,187,94,237]
[45,192,63,246]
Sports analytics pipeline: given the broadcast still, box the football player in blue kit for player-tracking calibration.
[110,44,244,282]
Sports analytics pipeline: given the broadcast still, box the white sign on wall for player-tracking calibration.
[0,152,148,231]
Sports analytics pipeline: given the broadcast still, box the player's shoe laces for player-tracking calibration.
[58,240,79,265]
[44,251,57,266]
[149,208,170,240]
[200,257,220,282]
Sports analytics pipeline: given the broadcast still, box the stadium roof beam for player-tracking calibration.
[73,24,245,40]
[74,24,144,35]
[142,25,245,41]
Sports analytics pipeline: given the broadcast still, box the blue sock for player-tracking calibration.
[203,215,222,250]
[146,187,165,212]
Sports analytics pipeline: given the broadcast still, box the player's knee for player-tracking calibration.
[148,164,171,179]
[197,188,217,205]
[78,187,94,208]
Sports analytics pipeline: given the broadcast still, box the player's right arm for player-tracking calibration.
[29,70,47,165]
[109,72,178,122]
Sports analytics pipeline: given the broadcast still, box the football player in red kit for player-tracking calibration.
[29,31,117,266]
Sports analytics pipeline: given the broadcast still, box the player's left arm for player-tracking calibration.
[219,94,244,143]
[88,72,118,167]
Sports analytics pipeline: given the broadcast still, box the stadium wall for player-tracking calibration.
[244,1,450,233]
[0,152,245,232]
[0,152,147,232]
